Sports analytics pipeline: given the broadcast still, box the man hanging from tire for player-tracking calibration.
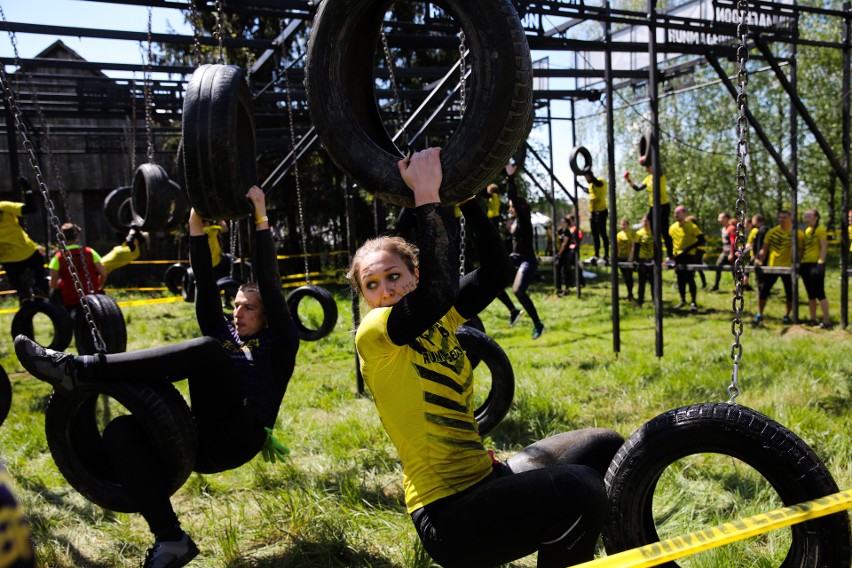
[16,186,300,568]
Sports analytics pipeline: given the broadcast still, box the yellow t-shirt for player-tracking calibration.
[763,226,804,267]
[0,201,39,263]
[588,180,608,212]
[101,242,141,274]
[486,193,501,219]
[204,225,223,267]
[641,173,669,206]
[669,220,702,257]
[355,306,492,514]
[802,225,826,264]
[634,227,654,260]
[746,227,758,259]
[616,229,633,260]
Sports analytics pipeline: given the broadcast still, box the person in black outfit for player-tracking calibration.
[15,186,299,568]
[503,164,545,339]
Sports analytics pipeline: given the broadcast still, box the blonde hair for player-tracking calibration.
[346,236,418,295]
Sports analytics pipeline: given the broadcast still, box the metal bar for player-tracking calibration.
[706,55,797,190]
[605,11,620,356]
[649,0,664,358]
[754,36,848,185]
[1,57,195,75]
[843,3,851,328]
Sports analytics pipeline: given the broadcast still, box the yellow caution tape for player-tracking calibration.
[574,489,852,568]
[116,296,184,307]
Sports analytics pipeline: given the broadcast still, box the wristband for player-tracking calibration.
[255,215,268,225]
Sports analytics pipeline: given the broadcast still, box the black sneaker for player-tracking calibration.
[689,302,698,313]
[14,335,78,393]
[143,532,200,568]
[782,315,792,325]
[673,301,686,309]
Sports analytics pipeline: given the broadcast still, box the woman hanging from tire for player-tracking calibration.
[15,186,300,568]
[348,148,623,568]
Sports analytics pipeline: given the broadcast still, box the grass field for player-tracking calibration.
[0,263,849,568]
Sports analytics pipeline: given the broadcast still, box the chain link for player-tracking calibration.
[728,0,751,403]
[188,0,203,67]
[214,0,225,64]
[0,65,106,353]
[380,29,407,146]
[282,60,311,284]
[129,79,137,175]
[143,7,155,163]
[457,30,468,276]
[458,31,467,116]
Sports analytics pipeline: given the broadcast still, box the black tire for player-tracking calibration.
[0,365,11,429]
[181,268,196,303]
[103,186,133,232]
[163,263,187,296]
[510,108,534,172]
[305,0,532,207]
[74,294,127,356]
[216,276,242,310]
[455,325,514,436]
[603,402,852,568]
[286,285,338,341]
[638,131,654,166]
[182,64,256,220]
[131,163,173,231]
[44,381,197,513]
[11,298,73,352]
[164,179,189,231]
[569,145,593,176]
[457,314,486,369]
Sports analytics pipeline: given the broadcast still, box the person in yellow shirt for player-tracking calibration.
[755,210,804,324]
[800,209,830,328]
[615,217,634,301]
[624,162,673,259]
[349,148,623,568]
[632,215,655,307]
[0,177,48,302]
[577,171,609,263]
[668,205,705,313]
[100,226,149,284]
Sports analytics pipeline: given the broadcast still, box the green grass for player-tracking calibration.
[0,266,850,568]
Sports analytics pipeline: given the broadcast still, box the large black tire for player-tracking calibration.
[164,179,189,231]
[569,145,593,176]
[286,285,338,341]
[131,163,173,231]
[0,365,10,429]
[74,294,127,356]
[638,131,654,166]
[603,402,851,568]
[455,325,514,436]
[457,314,486,369]
[44,381,197,513]
[181,268,196,303]
[305,0,532,207]
[10,298,74,352]
[103,186,133,232]
[163,263,188,296]
[182,64,256,220]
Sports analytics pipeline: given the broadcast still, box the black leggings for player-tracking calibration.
[590,210,609,258]
[675,254,698,303]
[510,253,541,323]
[2,250,48,302]
[83,337,265,538]
[619,264,634,298]
[412,429,623,568]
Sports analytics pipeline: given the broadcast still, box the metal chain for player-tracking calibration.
[188,0,203,67]
[129,79,137,174]
[214,0,225,64]
[229,220,238,278]
[729,0,751,403]
[282,60,311,284]
[144,7,155,163]
[1,6,72,223]
[380,29,407,146]
[457,30,467,276]
[0,65,106,353]
[458,31,467,116]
